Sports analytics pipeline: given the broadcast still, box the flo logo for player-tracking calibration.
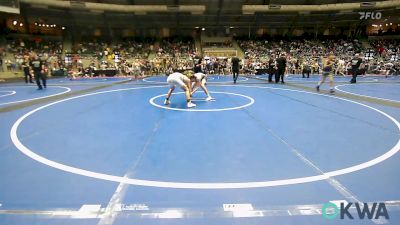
[359,12,382,20]
[322,202,389,220]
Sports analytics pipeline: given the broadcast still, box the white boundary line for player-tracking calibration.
[0,86,71,106]
[10,85,400,189]
[208,76,248,83]
[335,84,400,103]
[57,78,131,85]
[0,91,16,98]
[149,91,254,112]
[142,76,166,83]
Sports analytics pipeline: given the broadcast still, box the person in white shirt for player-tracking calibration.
[191,72,213,101]
[164,71,196,108]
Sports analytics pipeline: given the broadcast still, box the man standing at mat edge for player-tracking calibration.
[349,53,362,83]
[268,55,276,82]
[30,55,46,90]
[275,53,287,84]
[22,59,33,84]
[193,55,203,73]
[231,56,240,84]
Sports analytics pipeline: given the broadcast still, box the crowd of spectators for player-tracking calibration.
[72,38,152,59]
[0,38,64,74]
[365,40,400,75]
[66,37,196,78]
[237,37,399,76]
[1,35,399,78]
[149,38,196,74]
[191,56,232,75]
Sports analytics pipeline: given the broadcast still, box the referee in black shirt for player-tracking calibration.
[30,55,46,90]
[275,53,287,84]
[268,56,276,82]
[22,60,33,84]
[231,57,240,84]
[193,55,203,73]
[349,53,362,83]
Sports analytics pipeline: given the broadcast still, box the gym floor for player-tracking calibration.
[1,74,400,225]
